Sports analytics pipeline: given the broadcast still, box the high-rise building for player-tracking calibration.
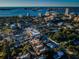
[65,8,69,15]
[27,12,29,16]
[38,12,42,17]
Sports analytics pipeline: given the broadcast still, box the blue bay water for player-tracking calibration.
[0,7,79,17]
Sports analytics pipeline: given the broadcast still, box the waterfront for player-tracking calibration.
[0,7,79,59]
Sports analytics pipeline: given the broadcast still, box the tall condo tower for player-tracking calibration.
[65,8,69,15]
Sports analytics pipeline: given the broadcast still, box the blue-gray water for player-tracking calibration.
[0,7,79,17]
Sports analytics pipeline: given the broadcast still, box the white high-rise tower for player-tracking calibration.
[65,8,69,15]
[38,12,42,17]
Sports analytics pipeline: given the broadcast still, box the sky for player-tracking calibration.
[0,0,79,7]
